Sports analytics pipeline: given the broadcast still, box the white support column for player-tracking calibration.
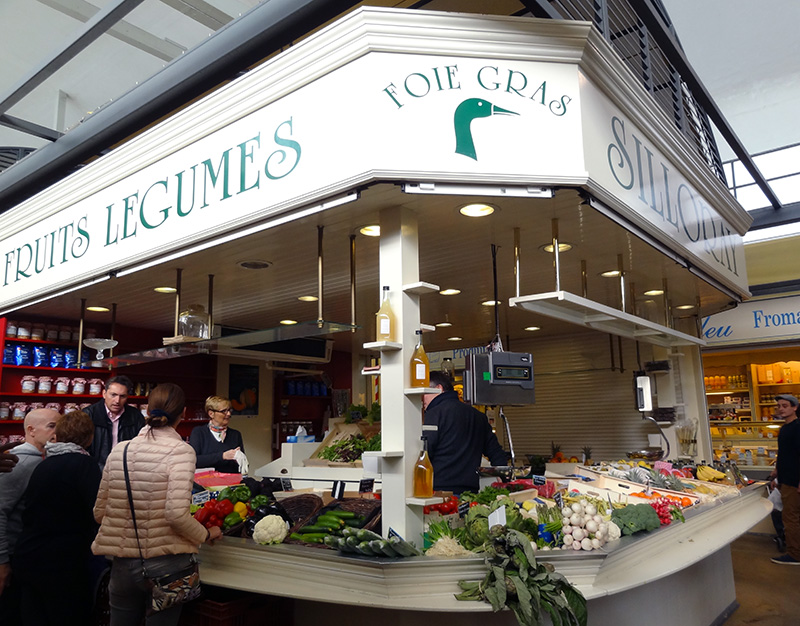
[377,206,424,542]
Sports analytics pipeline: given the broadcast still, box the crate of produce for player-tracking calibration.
[302,420,372,467]
[286,498,382,548]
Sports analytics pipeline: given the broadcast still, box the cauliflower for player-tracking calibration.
[252,515,288,545]
[605,519,622,541]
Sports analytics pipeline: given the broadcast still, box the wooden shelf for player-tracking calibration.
[710,420,784,426]
[363,341,402,352]
[706,389,750,395]
[0,364,108,373]
[3,337,77,347]
[402,282,439,295]
[0,392,104,400]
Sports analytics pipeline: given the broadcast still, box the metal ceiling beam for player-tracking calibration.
[632,0,782,210]
[0,0,147,117]
[0,0,361,212]
[0,114,62,142]
[748,201,800,231]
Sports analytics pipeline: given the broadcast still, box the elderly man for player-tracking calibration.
[0,408,60,622]
[85,375,145,469]
[770,393,800,565]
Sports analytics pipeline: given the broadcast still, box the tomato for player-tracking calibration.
[423,506,431,514]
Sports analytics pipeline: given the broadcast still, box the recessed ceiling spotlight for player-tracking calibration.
[359,225,380,237]
[540,242,573,253]
[481,300,499,306]
[86,306,109,312]
[676,304,695,310]
[435,322,452,328]
[280,320,297,325]
[524,326,541,332]
[237,260,272,270]
[459,203,495,217]
[439,288,461,296]
[600,270,620,278]
[297,295,318,302]
[154,286,177,293]
[644,289,664,296]
[447,336,463,341]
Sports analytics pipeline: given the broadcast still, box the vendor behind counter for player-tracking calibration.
[189,396,247,473]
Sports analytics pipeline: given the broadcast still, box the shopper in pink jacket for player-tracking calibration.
[93,383,222,626]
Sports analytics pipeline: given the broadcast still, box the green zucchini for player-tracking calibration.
[345,535,360,551]
[337,537,355,553]
[344,518,364,528]
[324,509,357,519]
[388,535,421,557]
[355,528,382,543]
[341,527,358,538]
[297,525,337,533]
[369,539,398,558]
[355,541,376,556]
[316,515,345,528]
[323,535,340,549]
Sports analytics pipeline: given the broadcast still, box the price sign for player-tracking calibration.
[331,480,346,500]
[458,501,470,518]
[554,492,564,509]
[192,491,211,506]
[280,478,293,492]
[388,527,402,540]
[532,474,546,486]
[359,478,375,493]
[488,506,507,528]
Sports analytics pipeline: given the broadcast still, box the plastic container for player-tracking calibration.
[88,379,103,395]
[37,376,53,394]
[21,376,38,393]
[55,377,71,394]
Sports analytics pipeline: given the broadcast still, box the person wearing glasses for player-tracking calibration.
[188,396,245,473]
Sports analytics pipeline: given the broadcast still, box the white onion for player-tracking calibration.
[571,502,583,514]
[595,530,605,541]
[563,534,574,546]
[562,525,573,535]
[599,523,608,534]
[540,545,551,551]
[585,504,597,516]
[593,515,603,525]
[591,538,602,550]
[562,507,573,517]
[581,538,593,551]
[572,528,586,541]
[572,540,583,551]
[569,513,582,526]
[562,517,571,527]
[585,520,598,533]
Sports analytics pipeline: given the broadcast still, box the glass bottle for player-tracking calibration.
[409,329,429,388]
[178,304,210,338]
[413,436,434,498]
[375,285,396,342]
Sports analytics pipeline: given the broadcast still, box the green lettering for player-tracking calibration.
[202,149,233,208]
[265,118,301,181]
[238,135,261,194]
[140,180,170,229]
[105,204,119,246]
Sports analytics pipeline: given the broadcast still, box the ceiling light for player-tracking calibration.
[540,242,573,253]
[644,289,664,296]
[447,336,463,341]
[481,300,499,306]
[238,260,272,270]
[280,320,298,325]
[439,288,461,296]
[600,270,620,278]
[86,306,109,312]
[524,326,541,332]
[459,203,495,217]
[435,322,452,328]
[676,304,695,310]
[154,286,177,293]
[298,295,318,302]
[359,225,380,237]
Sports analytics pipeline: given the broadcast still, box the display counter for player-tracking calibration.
[197,484,770,626]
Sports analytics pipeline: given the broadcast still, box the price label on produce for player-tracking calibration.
[554,492,564,509]
[532,474,546,486]
[488,506,507,528]
[458,501,470,518]
[280,478,293,492]
[358,478,375,493]
[331,480,346,500]
[192,491,211,506]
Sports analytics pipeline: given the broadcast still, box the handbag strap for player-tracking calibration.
[122,442,147,567]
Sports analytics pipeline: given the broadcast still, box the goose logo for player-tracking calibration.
[453,98,518,160]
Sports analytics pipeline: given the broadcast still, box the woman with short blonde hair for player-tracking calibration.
[188,396,245,472]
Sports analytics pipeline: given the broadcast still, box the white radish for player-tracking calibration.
[591,538,602,550]
[563,534,574,546]
[585,520,598,534]
[569,513,582,526]
[572,540,583,551]
[581,538,593,551]
[572,528,586,541]
[562,517,571,527]
[571,502,583,514]
[562,525,573,535]
[562,507,573,517]
[585,504,597,517]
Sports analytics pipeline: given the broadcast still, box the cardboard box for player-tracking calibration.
[302,421,364,467]
[574,469,700,505]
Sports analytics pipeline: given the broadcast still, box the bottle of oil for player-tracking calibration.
[409,329,429,387]
[376,285,396,342]
[413,436,434,498]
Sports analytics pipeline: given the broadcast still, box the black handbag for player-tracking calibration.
[123,442,202,614]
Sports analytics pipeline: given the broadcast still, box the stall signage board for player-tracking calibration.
[701,294,800,346]
[580,77,749,297]
[0,51,583,310]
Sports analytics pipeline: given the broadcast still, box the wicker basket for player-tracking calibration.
[286,497,382,547]
[278,493,324,528]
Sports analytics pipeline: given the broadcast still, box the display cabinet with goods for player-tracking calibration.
[0,316,115,441]
[706,362,800,470]
[272,374,333,457]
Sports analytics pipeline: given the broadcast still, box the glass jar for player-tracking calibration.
[45,325,59,341]
[55,377,71,394]
[71,378,86,395]
[59,326,72,342]
[178,304,210,339]
[45,402,61,412]
[12,403,28,419]
[30,324,45,341]
[88,379,103,395]
[37,376,53,394]
[0,403,10,419]
[5,320,18,338]
[21,376,38,393]
[16,322,31,339]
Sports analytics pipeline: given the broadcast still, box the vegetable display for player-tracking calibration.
[318,433,381,463]
[610,503,661,535]
[456,526,587,626]
[253,515,289,545]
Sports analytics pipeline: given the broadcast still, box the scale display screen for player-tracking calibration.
[494,366,532,381]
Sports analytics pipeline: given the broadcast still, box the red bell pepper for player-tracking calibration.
[194,507,211,525]
[216,499,234,517]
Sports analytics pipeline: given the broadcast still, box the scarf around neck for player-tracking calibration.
[45,441,89,457]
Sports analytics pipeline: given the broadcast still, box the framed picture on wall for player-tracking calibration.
[228,364,258,416]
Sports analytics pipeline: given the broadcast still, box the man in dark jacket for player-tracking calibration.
[422,371,508,495]
[86,375,144,469]
[770,393,800,565]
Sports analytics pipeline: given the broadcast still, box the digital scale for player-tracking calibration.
[463,351,535,406]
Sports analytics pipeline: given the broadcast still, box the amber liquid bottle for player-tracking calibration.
[413,437,434,498]
[409,329,429,388]
[376,285,396,342]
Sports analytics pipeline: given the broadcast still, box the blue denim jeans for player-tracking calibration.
[109,553,196,626]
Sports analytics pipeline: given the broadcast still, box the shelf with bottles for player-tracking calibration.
[710,420,784,427]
